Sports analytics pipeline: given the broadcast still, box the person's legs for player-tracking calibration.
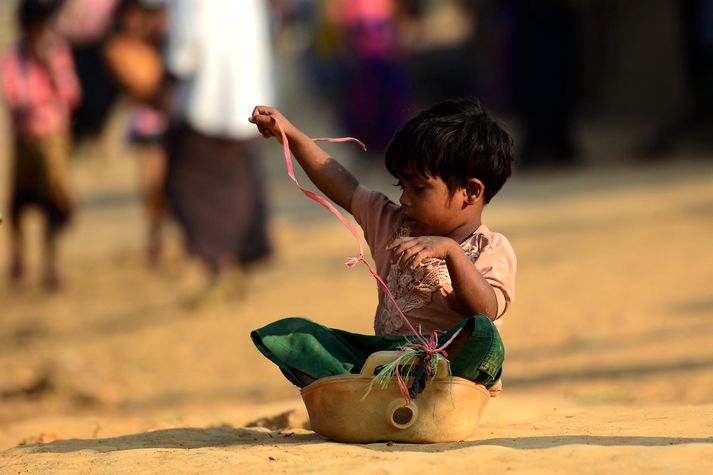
[251,317,405,387]
[39,132,74,291]
[42,222,60,291]
[251,317,364,387]
[141,143,167,267]
[7,212,25,284]
[8,139,27,285]
[252,316,504,390]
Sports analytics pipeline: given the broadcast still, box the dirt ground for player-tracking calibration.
[1,3,713,471]
[1,130,713,473]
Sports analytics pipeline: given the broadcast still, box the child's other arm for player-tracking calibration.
[444,245,498,319]
[249,106,359,213]
[388,236,498,319]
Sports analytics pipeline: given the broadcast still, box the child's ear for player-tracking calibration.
[464,179,485,204]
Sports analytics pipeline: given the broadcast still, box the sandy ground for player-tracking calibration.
[1,136,713,473]
[1,3,713,471]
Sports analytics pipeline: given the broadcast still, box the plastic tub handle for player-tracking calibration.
[360,351,450,379]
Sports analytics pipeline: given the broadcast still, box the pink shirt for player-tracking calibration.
[1,42,81,137]
[351,185,516,336]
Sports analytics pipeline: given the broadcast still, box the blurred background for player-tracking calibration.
[1,0,712,443]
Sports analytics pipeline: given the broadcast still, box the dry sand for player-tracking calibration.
[1,143,712,473]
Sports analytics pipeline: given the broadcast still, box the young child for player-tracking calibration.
[104,0,168,267]
[2,0,81,289]
[248,97,515,395]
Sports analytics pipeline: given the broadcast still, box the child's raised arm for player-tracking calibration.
[249,106,360,213]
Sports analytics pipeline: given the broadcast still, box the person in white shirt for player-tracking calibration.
[162,0,275,295]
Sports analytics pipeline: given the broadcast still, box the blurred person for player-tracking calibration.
[511,0,582,169]
[298,0,351,121]
[56,0,121,143]
[249,97,515,396]
[399,0,480,107]
[1,0,81,290]
[162,0,274,300]
[331,0,413,157]
[103,0,168,267]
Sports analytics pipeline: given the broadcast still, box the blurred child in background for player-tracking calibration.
[103,0,168,267]
[2,0,81,290]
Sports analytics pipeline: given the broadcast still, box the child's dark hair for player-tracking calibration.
[18,0,63,30]
[385,97,514,203]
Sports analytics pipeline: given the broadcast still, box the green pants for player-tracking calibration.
[251,315,504,388]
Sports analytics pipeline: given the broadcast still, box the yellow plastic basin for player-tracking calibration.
[301,351,489,443]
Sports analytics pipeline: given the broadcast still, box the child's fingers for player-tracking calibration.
[389,240,422,267]
[249,106,279,129]
[250,114,279,141]
[389,237,445,269]
[386,236,414,250]
[408,253,425,270]
[249,105,288,145]
[386,237,408,255]
[251,105,274,118]
[249,114,275,127]
[401,245,427,270]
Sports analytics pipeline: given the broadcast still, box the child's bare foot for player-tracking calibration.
[488,379,502,397]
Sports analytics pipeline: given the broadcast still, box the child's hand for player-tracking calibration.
[248,106,295,144]
[387,236,459,270]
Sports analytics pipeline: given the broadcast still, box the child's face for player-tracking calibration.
[396,174,470,239]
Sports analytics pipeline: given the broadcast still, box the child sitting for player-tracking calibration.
[2,0,81,289]
[248,97,515,395]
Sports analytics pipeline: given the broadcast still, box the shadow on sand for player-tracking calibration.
[16,426,320,453]
[506,357,713,388]
[12,427,712,454]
